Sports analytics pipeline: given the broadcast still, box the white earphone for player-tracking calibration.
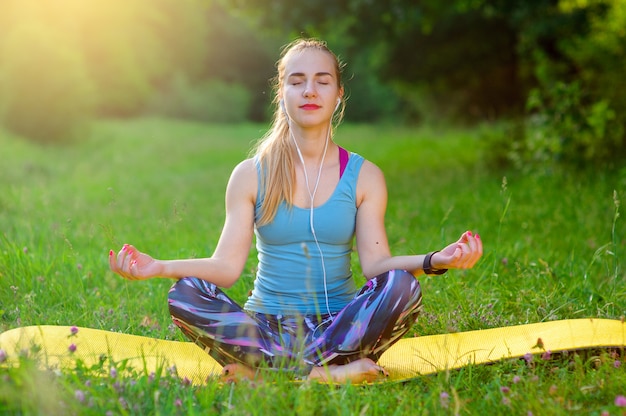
[281,97,335,318]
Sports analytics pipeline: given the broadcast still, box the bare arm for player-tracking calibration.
[109,159,257,288]
[354,160,482,279]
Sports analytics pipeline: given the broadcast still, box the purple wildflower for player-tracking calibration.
[523,352,533,364]
[440,391,450,408]
[118,397,128,410]
[615,395,626,407]
[175,399,183,408]
[70,326,79,336]
[500,386,510,394]
[68,344,77,353]
[75,390,86,403]
[502,397,511,406]
[0,349,6,363]
[110,367,118,379]
[541,350,552,360]
[614,360,621,369]
[513,375,521,384]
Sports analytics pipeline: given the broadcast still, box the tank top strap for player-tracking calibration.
[339,146,349,178]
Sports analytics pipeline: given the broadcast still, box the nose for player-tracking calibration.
[303,81,317,98]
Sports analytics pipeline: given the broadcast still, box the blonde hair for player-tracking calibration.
[252,38,345,226]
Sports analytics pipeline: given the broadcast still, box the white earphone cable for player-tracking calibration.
[284,103,334,318]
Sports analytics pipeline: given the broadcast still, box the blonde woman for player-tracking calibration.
[109,38,483,383]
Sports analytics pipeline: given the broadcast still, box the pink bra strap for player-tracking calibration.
[339,146,349,178]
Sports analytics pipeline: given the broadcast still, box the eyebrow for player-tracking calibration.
[287,72,334,78]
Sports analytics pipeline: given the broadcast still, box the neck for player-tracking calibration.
[289,125,333,161]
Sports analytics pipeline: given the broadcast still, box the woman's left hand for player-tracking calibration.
[433,231,483,270]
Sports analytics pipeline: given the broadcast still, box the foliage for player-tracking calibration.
[228,0,626,164]
[224,0,528,121]
[0,0,276,142]
[485,0,626,169]
[523,81,621,167]
[1,0,625,167]
[145,75,252,123]
[0,24,95,143]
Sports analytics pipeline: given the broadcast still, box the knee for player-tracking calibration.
[391,269,419,289]
[167,276,208,310]
[387,269,422,301]
[168,276,193,301]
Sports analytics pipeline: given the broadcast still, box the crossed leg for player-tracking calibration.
[168,269,422,384]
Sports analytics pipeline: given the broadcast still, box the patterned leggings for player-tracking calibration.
[168,269,422,375]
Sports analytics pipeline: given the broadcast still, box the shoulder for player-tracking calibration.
[358,158,385,185]
[226,158,257,201]
[231,158,257,177]
[356,158,387,205]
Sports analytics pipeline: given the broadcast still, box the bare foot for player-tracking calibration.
[220,363,261,384]
[307,358,388,384]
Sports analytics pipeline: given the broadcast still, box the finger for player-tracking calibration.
[116,244,129,270]
[128,259,139,280]
[465,234,482,264]
[446,245,463,268]
[475,233,483,256]
[460,242,474,268]
[458,241,478,269]
[126,247,141,280]
[108,250,118,272]
[119,245,137,279]
[465,232,477,251]
[113,246,131,276]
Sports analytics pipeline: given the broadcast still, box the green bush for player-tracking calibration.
[0,25,95,143]
[525,81,621,166]
[484,1,626,171]
[145,75,252,123]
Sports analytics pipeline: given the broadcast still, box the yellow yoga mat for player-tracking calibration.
[1,319,624,384]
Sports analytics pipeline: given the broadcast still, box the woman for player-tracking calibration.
[109,38,483,383]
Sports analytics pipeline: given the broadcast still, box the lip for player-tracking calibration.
[299,104,321,110]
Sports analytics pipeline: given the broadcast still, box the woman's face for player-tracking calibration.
[281,48,343,129]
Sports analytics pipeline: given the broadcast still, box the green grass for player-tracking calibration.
[1,118,625,414]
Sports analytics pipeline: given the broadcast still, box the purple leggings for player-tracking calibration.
[168,269,422,375]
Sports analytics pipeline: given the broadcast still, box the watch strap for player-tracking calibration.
[423,251,448,275]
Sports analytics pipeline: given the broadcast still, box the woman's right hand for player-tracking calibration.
[109,244,162,280]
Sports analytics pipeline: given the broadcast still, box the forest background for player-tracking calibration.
[1,0,626,169]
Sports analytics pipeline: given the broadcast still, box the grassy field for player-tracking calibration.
[1,118,625,414]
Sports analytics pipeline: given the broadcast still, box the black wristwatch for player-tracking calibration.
[423,251,448,275]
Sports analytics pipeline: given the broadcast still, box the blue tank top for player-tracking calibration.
[244,152,365,315]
